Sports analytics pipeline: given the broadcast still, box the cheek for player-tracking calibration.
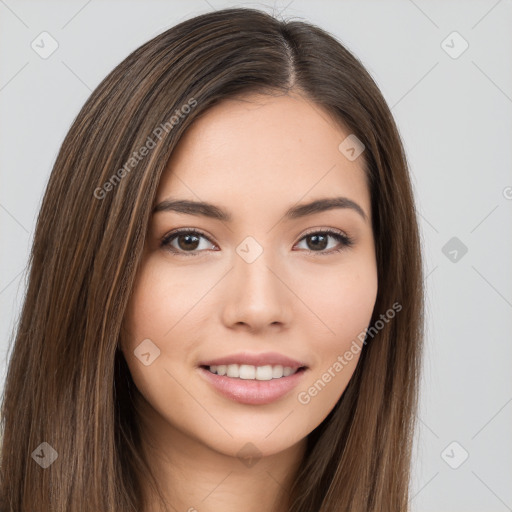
[292,255,378,343]
[122,257,209,343]
[120,262,198,422]
[120,261,176,377]
[291,256,377,412]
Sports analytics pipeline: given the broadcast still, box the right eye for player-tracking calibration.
[161,228,217,256]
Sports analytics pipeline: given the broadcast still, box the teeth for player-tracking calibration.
[207,364,299,380]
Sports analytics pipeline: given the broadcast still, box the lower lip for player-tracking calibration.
[197,366,308,405]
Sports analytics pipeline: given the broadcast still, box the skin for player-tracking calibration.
[120,91,378,512]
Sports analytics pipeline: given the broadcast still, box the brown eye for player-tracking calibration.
[160,228,353,257]
[295,230,354,254]
[305,233,329,251]
[161,229,216,256]
[175,233,200,251]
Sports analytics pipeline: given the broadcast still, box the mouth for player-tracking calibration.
[200,363,307,380]
[197,364,309,405]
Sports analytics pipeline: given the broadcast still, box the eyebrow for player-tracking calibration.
[153,196,368,222]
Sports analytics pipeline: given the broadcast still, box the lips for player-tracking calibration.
[197,351,308,370]
[197,366,308,405]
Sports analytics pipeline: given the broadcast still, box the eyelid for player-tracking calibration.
[299,226,349,239]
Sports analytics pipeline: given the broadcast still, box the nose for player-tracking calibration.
[220,249,292,332]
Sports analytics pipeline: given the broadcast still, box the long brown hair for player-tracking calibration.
[0,7,423,511]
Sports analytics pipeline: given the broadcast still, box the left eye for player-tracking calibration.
[295,230,353,253]
[161,229,353,256]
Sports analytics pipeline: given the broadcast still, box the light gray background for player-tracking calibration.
[1,1,511,510]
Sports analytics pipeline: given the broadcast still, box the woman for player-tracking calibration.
[0,7,423,512]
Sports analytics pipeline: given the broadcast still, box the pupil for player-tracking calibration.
[308,234,327,250]
[179,234,199,250]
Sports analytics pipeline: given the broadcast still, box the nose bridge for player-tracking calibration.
[221,236,290,328]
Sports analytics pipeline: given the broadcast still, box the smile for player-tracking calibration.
[204,363,301,380]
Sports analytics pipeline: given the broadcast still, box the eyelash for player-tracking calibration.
[160,228,354,257]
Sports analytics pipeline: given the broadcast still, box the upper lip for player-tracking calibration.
[198,351,308,370]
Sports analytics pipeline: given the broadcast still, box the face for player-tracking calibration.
[121,92,378,460]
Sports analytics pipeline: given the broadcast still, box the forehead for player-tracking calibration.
[157,93,370,219]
